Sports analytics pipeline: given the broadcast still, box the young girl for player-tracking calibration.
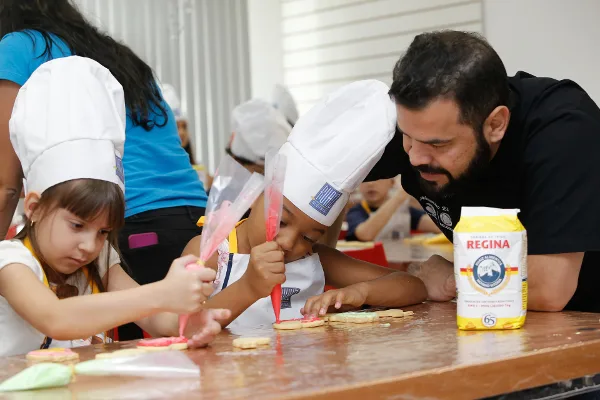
[0,57,228,357]
[0,0,210,341]
[183,80,427,329]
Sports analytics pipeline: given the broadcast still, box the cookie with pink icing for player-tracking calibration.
[137,336,188,350]
[26,348,79,362]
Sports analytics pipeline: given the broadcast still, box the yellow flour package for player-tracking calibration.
[454,207,527,330]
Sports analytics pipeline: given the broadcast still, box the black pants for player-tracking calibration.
[117,206,205,340]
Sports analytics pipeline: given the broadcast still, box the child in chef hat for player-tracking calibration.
[0,56,229,357]
[183,80,426,329]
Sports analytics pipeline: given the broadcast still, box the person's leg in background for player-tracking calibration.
[117,206,205,340]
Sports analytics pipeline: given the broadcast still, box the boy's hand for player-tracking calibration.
[241,241,286,299]
[185,308,231,348]
[301,283,368,317]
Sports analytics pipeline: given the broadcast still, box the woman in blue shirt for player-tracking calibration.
[0,0,208,339]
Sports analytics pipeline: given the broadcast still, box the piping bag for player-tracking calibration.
[179,155,265,336]
[264,150,287,323]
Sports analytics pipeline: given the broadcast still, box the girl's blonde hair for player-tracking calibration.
[15,178,125,296]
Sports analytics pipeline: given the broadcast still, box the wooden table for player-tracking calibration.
[3,302,600,399]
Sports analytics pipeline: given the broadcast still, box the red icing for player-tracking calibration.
[138,336,188,347]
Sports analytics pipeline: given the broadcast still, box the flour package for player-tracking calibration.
[454,207,527,330]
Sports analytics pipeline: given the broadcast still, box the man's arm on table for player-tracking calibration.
[412,253,582,311]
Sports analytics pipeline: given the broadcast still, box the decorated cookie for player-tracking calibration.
[137,336,188,347]
[169,342,189,350]
[26,348,79,363]
[232,337,271,349]
[300,317,325,328]
[273,320,303,330]
[329,312,378,324]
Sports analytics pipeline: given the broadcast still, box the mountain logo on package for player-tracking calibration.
[310,183,342,216]
[281,287,300,309]
[470,254,509,295]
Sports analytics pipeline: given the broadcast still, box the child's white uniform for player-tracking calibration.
[0,239,119,356]
[211,229,325,330]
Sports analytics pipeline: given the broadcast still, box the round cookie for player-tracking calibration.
[169,343,189,350]
[273,320,302,330]
[300,318,325,328]
[376,309,405,318]
[96,348,148,359]
[27,348,79,363]
[136,346,170,352]
[232,337,271,349]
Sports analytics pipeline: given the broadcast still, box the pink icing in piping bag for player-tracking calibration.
[178,157,265,336]
[179,202,236,336]
[265,151,287,323]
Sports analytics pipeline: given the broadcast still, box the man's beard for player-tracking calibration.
[414,132,492,201]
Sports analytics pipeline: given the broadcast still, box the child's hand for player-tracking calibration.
[301,283,369,317]
[185,308,231,348]
[160,255,216,314]
[241,241,285,299]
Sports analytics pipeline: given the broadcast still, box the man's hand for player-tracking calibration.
[407,255,455,302]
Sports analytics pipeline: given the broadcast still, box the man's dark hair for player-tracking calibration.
[389,31,509,130]
[0,0,167,131]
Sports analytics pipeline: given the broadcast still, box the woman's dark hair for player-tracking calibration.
[14,179,125,297]
[389,30,510,131]
[0,0,168,130]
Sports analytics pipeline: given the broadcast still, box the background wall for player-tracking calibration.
[248,0,600,115]
[74,0,252,173]
[483,0,600,103]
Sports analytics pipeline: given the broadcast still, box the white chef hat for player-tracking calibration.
[229,98,292,165]
[160,82,186,121]
[272,84,299,126]
[278,80,396,226]
[10,56,126,196]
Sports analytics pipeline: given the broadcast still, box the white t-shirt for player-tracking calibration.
[0,239,120,356]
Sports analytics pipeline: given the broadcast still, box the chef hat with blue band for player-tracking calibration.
[10,56,126,196]
[278,80,396,226]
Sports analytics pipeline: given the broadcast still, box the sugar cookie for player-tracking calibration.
[329,312,378,324]
[376,309,405,318]
[169,343,189,350]
[136,346,170,352]
[95,348,148,359]
[232,337,271,349]
[137,336,188,348]
[26,348,79,363]
[273,320,303,330]
[300,318,325,328]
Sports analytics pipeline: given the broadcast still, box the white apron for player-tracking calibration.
[211,225,325,330]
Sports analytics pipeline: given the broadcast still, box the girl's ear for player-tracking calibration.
[24,192,42,222]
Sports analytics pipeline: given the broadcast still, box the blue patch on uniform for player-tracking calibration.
[309,183,342,216]
[281,287,300,309]
[115,155,124,184]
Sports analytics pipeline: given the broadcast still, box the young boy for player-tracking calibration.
[346,179,440,242]
[183,80,427,328]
